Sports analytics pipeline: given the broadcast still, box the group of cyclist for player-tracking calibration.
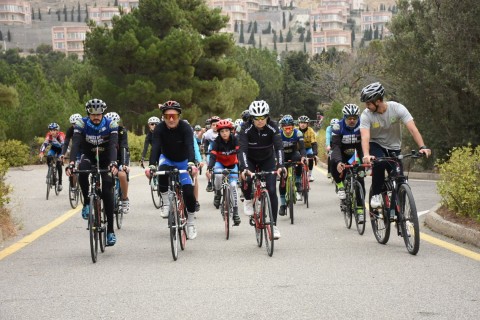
[38,81,431,249]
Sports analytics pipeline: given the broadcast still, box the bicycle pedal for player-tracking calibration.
[249,217,255,226]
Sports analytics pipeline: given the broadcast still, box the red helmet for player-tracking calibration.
[216,119,233,131]
[160,100,182,114]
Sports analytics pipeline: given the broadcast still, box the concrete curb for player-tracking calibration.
[424,204,480,248]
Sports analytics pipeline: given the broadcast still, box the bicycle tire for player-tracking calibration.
[114,180,123,230]
[398,184,420,255]
[254,197,263,248]
[343,180,353,229]
[178,191,187,251]
[353,180,366,235]
[303,169,309,208]
[69,179,79,209]
[223,186,230,240]
[150,178,163,209]
[369,187,391,244]
[169,194,179,261]
[99,203,106,253]
[288,175,295,225]
[46,166,52,200]
[89,195,98,263]
[261,191,275,257]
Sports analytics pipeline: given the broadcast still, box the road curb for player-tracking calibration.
[424,204,480,248]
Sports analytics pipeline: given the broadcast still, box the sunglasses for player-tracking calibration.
[149,123,157,126]
[253,116,267,121]
[164,114,179,120]
[282,126,294,130]
[347,116,358,121]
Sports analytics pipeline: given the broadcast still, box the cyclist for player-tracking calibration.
[238,100,284,239]
[325,118,339,179]
[203,116,220,192]
[66,98,119,246]
[206,119,241,226]
[105,112,131,214]
[359,82,431,208]
[39,122,66,192]
[278,115,307,216]
[191,122,204,212]
[141,116,161,170]
[240,109,250,123]
[149,101,199,239]
[331,104,365,220]
[61,114,82,192]
[234,119,243,134]
[194,124,204,160]
[297,115,318,182]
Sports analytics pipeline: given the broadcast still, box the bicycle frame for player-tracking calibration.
[214,168,238,240]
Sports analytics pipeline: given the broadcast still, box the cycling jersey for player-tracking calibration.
[117,126,130,166]
[330,118,362,164]
[280,128,306,157]
[141,131,153,159]
[299,126,317,152]
[238,119,284,171]
[40,131,66,153]
[61,126,74,156]
[149,120,195,165]
[208,134,239,168]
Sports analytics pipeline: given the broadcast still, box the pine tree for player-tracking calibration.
[239,21,244,43]
[38,8,42,20]
[248,29,255,46]
[282,12,286,29]
[305,30,311,42]
[286,28,293,42]
[303,41,306,53]
[313,19,316,32]
[31,7,35,20]
[253,21,257,33]
[259,36,262,49]
[0,30,3,41]
[234,21,238,33]
[7,29,11,42]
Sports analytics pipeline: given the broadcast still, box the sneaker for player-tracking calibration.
[195,201,200,212]
[239,192,245,202]
[327,172,332,179]
[81,205,90,220]
[273,225,281,239]
[233,207,241,226]
[107,233,116,246]
[309,174,314,182]
[160,207,169,218]
[57,184,63,192]
[187,224,197,239]
[243,199,253,216]
[206,183,214,192]
[296,192,302,201]
[213,191,221,209]
[121,198,130,214]
[295,182,303,193]
[370,194,382,209]
[278,205,287,216]
[337,187,346,200]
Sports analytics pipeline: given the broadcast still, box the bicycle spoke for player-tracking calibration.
[398,184,420,255]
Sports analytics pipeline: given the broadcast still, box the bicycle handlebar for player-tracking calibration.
[343,163,371,169]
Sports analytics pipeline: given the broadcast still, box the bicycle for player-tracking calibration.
[340,163,370,235]
[369,150,423,255]
[113,176,124,230]
[246,170,276,257]
[75,165,111,263]
[44,156,60,200]
[213,168,239,240]
[152,167,190,261]
[149,174,164,210]
[281,161,298,225]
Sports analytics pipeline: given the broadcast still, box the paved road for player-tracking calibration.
[1,165,479,319]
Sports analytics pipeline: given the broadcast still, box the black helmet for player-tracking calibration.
[360,82,385,102]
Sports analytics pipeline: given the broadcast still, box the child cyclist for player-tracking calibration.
[206,119,241,226]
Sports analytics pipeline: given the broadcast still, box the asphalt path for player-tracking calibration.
[1,165,479,319]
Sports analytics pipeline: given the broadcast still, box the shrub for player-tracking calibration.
[0,140,30,167]
[127,131,146,162]
[436,145,480,221]
[0,158,16,240]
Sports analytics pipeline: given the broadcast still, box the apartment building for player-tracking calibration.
[310,2,351,53]
[360,9,391,36]
[51,25,88,58]
[0,0,31,25]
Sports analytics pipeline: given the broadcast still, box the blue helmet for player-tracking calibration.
[280,114,294,126]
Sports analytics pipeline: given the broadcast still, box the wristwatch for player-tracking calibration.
[419,146,428,150]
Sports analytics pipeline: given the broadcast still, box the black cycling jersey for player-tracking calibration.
[149,120,195,165]
[61,126,75,156]
[141,131,153,159]
[237,119,284,171]
[117,126,130,166]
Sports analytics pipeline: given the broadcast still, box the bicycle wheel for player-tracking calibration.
[98,202,106,253]
[288,177,295,225]
[353,181,366,235]
[398,184,420,255]
[223,186,230,240]
[89,196,98,263]
[261,191,275,257]
[46,166,52,200]
[253,198,263,248]
[54,168,60,196]
[114,182,123,230]
[369,187,391,244]
[69,178,79,209]
[169,195,179,261]
[150,177,163,209]
[303,169,309,208]
[343,181,353,229]
[178,193,187,251]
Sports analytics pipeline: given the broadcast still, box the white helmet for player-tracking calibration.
[85,98,107,114]
[69,113,82,124]
[248,100,270,117]
[342,104,360,117]
[330,118,339,126]
[148,116,160,124]
[104,112,121,122]
[234,119,243,126]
